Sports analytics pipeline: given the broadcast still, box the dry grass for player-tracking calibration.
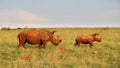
[0,28,120,68]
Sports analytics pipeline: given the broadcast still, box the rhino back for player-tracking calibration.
[39,31,49,41]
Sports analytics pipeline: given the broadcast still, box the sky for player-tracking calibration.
[0,0,120,28]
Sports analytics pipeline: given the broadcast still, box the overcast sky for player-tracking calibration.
[0,0,120,28]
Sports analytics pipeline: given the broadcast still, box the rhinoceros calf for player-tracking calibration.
[17,29,62,49]
[74,33,101,48]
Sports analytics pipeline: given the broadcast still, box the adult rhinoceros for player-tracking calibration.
[17,29,62,49]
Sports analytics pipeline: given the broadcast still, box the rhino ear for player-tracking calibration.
[52,31,56,34]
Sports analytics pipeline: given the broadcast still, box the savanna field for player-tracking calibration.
[0,28,120,68]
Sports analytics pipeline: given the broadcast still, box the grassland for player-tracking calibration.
[0,28,120,68]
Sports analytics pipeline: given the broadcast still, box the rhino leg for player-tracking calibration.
[23,44,27,49]
[18,39,24,48]
[42,41,47,48]
[74,39,78,46]
[77,42,81,47]
[18,41,26,49]
[18,35,27,49]
[75,39,81,47]
[76,40,81,47]
[38,44,41,48]
[89,42,93,48]
[18,43,23,48]
[38,42,43,48]
[18,43,26,49]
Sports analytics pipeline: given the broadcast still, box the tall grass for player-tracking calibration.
[0,28,120,68]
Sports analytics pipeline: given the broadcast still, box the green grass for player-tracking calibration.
[0,28,120,68]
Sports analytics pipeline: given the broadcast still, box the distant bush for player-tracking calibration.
[31,28,36,30]
[103,26,109,30]
[1,27,11,30]
[17,27,22,29]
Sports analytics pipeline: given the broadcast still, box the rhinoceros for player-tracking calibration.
[74,33,101,48]
[17,29,62,49]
